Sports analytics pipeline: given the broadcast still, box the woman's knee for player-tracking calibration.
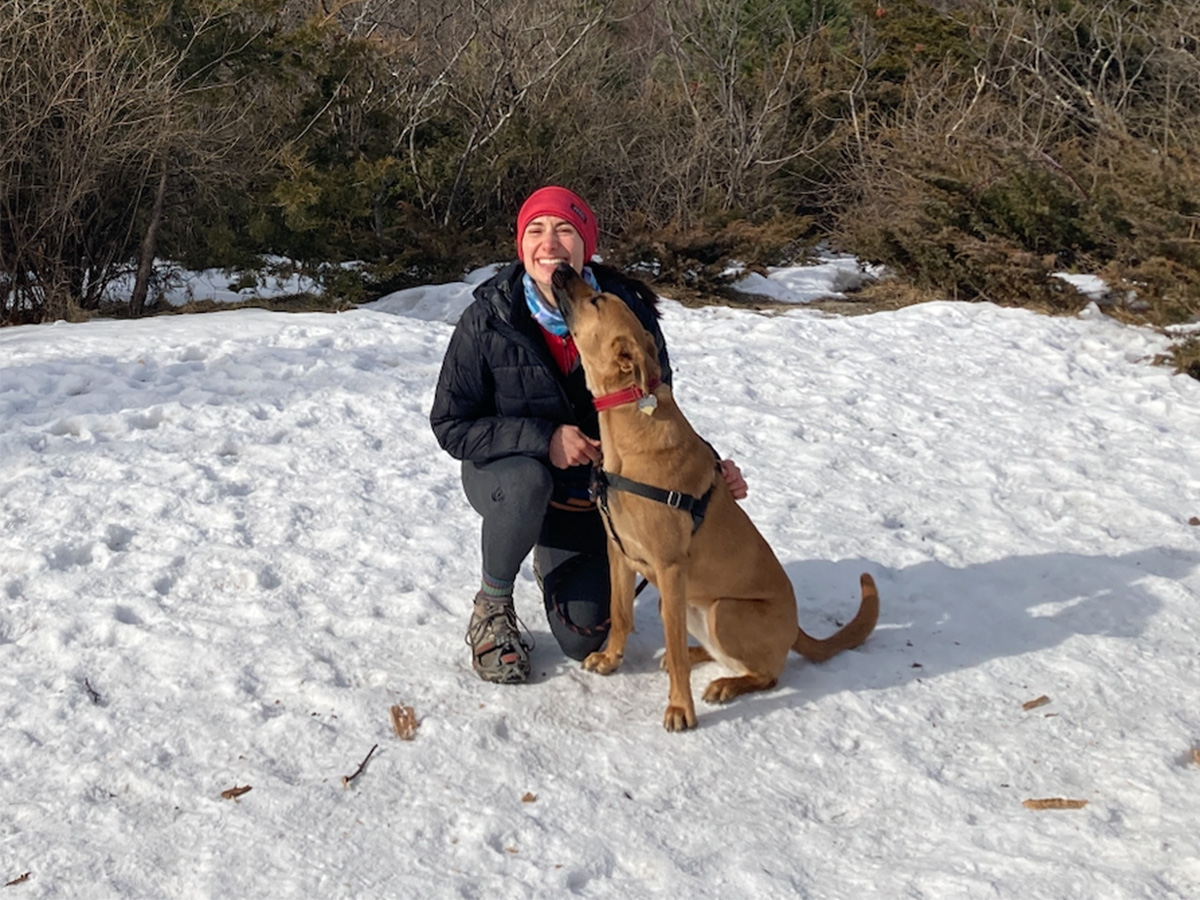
[540,551,611,661]
[551,621,609,661]
[462,456,553,518]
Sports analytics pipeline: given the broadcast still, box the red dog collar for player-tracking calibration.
[593,378,661,412]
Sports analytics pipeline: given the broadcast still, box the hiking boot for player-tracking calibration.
[465,593,532,684]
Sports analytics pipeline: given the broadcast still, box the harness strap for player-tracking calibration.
[600,471,713,532]
[590,465,718,536]
[589,458,722,598]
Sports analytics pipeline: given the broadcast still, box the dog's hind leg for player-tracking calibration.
[698,597,791,704]
[702,672,778,703]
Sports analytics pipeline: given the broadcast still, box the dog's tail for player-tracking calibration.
[792,573,879,662]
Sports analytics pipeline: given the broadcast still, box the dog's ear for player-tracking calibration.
[611,334,649,392]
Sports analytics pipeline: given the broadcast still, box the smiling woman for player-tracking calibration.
[520,215,585,299]
[429,185,746,685]
[516,186,597,303]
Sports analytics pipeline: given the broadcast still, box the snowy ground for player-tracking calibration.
[2,263,1199,899]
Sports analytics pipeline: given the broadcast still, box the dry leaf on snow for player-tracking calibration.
[390,705,419,740]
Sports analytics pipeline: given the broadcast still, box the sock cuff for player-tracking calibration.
[480,572,514,598]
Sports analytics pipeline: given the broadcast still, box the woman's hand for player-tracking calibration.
[549,425,603,468]
[720,459,747,500]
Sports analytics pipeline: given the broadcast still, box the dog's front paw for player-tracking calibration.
[582,651,622,675]
[663,704,697,732]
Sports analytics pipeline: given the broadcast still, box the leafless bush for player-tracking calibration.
[831,0,1200,314]
[314,1,618,228]
[654,0,829,223]
[0,0,285,323]
[0,1,179,321]
[291,1,835,248]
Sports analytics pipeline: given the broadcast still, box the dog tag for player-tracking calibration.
[637,393,657,415]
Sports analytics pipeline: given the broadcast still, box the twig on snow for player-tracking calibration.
[84,679,102,705]
[342,744,378,788]
[4,872,31,887]
[1022,797,1088,810]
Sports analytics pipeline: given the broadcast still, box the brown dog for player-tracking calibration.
[551,264,879,731]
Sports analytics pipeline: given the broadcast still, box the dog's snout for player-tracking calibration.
[550,262,580,318]
[550,261,575,289]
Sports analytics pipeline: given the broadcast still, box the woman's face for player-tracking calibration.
[520,215,586,305]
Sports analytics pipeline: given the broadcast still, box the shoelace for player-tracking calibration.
[465,602,534,653]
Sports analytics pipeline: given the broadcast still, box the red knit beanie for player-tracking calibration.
[516,186,599,261]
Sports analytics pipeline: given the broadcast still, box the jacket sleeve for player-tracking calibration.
[429,314,558,463]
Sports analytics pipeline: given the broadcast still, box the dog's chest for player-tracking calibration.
[599,498,660,568]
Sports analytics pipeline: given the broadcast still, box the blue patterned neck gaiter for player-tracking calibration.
[523,266,600,336]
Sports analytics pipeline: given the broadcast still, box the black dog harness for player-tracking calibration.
[585,377,723,583]
[589,462,720,561]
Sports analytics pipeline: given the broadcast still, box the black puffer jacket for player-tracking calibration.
[430,261,672,484]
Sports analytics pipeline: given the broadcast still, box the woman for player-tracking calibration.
[430,186,746,684]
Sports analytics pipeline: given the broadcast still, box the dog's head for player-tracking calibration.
[551,263,660,399]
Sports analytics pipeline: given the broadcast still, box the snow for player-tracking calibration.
[728,254,881,303]
[2,261,1199,899]
[102,258,327,308]
[1052,272,1111,304]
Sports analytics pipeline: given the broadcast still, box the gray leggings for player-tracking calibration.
[462,457,611,660]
